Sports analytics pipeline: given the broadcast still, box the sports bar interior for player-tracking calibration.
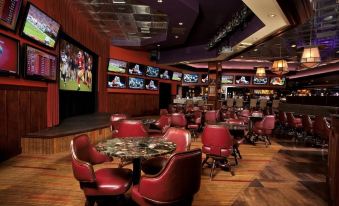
[0,0,339,205]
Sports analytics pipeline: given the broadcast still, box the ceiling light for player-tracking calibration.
[301,46,321,68]
[174,35,179,39]
[255,67,266,78]
[272,59,289,76]
[253,48,258,52]
[291,44,296,48]
[336,51,339,54]
[268,13,276,18]
[241,42,253,46]
[178,22,183,26]
[157,44,160,47]
[324,15,333,21]
[157,0,163,3]
[112,0,126,3]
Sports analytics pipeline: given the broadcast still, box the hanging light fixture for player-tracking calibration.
[300,10,321,68]
[272,41,288,76]
[255,67,266,78]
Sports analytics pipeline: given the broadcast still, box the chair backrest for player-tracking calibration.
[205,110,219,124]
[115,120,148,138]
[286,112,296,127]
[138,149,202,203]
[156,115,172,133]
[235,98,244,108]
[159,109,169,116]
[70,135,96,183]
[110,113,127,131]
[279,111,287,123]
[163,127,191,152]
[201,125,233,156]
[250,99,257,108]
[171,113,187,128]
[263,115,276,131]
[226,98,234,107]
[302,115,313,133]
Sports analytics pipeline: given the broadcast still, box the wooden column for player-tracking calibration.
[207,62,222,109]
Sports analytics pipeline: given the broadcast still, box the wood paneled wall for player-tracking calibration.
[107,93,159,117]
[0,86,47,161]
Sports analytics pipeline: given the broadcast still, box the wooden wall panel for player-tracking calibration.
[6,90,20,158]
[107,93,159,117]
[0,90,7,161]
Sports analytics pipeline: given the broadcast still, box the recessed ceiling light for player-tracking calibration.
[174,35,179,39]
[336,50,339,54]
[291,44,296,48]
[253,48,258,52]
[178,22,183,26]
[112,0,126,3]
[241,42,253,46]
[268,13,276,18]
[157,0,163,3]
[324,15,333,21]
[157,44,160,47]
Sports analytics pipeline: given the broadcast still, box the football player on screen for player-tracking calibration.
[76,51,86,91]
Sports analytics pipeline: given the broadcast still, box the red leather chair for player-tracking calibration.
[159,108,169,116]
[238,109,250,124]
[115,120,149,138]
[251,115,275,146]
[204,110,219,125]
[286,112,303,139]
[70,134,132,206]
[148,114,171,136]
[132,149,202,206]
[171,113,187,128]
[302,114,314,142]
[314,116,330,147]
[110,113,127,134]
[141,127,191,175]
[201,124,235,179]
[187,110,202,140]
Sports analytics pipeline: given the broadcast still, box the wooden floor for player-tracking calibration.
[0,137,328,206]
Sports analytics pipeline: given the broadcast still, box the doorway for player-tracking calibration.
[159,83,172,109]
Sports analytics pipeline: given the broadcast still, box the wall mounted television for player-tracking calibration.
[21,3,61,49]
[59,36,95,92]
[107,74,126,88]
[128,77,144,89]
[221,75,233,84]
[270,77,286,86]
[183,73,199,83]
[0,0,22,30]
[128,63,145,76]
[159,69,172,80]
[145,66,159,78]
[0,33,19,75]
[24,44,57,81]
[253,77,268,85]
[201,74,209,84]
[107,59,127,73]
[145,79,158,90]
[172,72,182,81]
[235,75,251,85]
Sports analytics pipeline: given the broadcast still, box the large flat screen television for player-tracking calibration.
[128,77,144,89]
[253,77,268,85]
[221,75,234,84]
[145,79,158,90]
[145,66,159,78]
[128,63,145,76]
[270,77,286,86]
[59,37,95,92]
[159,69,172,80]
[107,59,127,74]
[0,0,22,30]
[235,75,251,85]
[183,73,198,83]
[21,3,60,49]
[24,44,57,81]
[172,72,182,81]
[0,33,19,75]
[107,74,126,88]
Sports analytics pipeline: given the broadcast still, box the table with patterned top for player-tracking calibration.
[96,137,176,184]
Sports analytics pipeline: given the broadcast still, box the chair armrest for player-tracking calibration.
[89,147,112,165]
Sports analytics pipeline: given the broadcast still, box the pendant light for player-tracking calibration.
[272,40,288,76]
[255,47,266,78]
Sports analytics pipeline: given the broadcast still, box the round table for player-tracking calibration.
[96,137,176,184]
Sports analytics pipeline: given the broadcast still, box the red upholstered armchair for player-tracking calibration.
[201,124,235,178]
[110,113,127,135]
[148,114,171,136]
[204,110,219,125]
[70,134,132,206]
[132,149,202,206]
[141,127,191,175]
[250,115,275,146]
[171,113,187,128]
[187,110,202,140]
[286,112,303,139]
[115,120,149,138]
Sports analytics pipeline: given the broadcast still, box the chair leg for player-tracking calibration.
[210,159,216,180]
[227,161,235,176]
[202,156,209,167]
[85,196,96,206]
